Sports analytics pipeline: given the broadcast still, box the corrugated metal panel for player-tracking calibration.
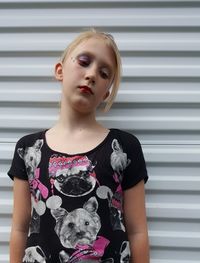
[0,0,200,262]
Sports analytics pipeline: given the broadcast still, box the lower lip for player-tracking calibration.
[79,87,93,95]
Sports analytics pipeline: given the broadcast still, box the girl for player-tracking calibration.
[8,29,149,263]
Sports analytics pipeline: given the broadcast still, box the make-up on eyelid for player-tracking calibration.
[77,54,91,67]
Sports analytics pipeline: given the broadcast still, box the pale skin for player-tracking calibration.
[10,37,149,262]
[10,178,31,263]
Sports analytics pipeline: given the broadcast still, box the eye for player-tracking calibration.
[100,68,110,79]
[85,221,90,226]
[77,54,91,67]
[56,174,65,183]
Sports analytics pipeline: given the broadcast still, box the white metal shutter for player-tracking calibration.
[0,1,200,262]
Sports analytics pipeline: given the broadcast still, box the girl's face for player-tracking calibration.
[55,37,116,114]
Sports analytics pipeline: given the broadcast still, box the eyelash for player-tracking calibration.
[77,55,110,79]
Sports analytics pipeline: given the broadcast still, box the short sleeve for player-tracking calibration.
[7,137,28,181]
[120,133,148,190]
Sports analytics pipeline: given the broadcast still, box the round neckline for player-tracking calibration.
[42,128,113,156]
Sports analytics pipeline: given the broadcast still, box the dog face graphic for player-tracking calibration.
[51,156,97,197]
[51,197,101,249]
[17,139,43,180]
[23,245,47,263]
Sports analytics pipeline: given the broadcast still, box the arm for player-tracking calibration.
[123,180,150,263]
[10,177,31,263]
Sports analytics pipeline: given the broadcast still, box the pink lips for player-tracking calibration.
[79,86,93,95]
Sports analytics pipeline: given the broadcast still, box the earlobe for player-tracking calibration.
[55,63,63,81]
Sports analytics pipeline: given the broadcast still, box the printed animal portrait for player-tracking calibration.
[17,139,44,180]
[49,155,97,197]
[28,207,40,236]
[110,139,131,180]
[51,197,101,249]
[23,245,48,263]
[96,186,125,232]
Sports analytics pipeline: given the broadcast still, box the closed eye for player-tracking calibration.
[100,68,110,79]
[77,54,91,67]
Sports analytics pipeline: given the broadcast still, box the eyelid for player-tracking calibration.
[77,53,112,77]
[77,53,91,61]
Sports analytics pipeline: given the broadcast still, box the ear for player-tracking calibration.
[17,148,24,159]
[55,62,63,81]
[83,197,98,213]
[103,90,110,101]
[51,207,68,221]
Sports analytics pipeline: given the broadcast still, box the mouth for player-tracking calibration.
[79,86,94,95]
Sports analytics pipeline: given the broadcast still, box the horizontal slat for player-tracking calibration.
[147,203,200,219]
[1,33,200,52]
[0,256,8,263]
[0,9,200,27]
[0,173,12,188]
[0,227,10,242]
[0,200,13,214]
[147,175,200,191]
[149,230,200,248]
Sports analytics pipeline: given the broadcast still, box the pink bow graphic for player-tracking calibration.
[29,168,48,199]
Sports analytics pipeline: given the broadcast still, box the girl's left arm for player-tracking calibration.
[123,180,150,263]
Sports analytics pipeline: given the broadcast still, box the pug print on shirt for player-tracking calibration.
[48,155,98,197]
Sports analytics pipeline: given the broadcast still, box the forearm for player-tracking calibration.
[129,232,150,263]
[10,228,28,263]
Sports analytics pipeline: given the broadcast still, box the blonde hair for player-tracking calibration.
[59,29,121,112]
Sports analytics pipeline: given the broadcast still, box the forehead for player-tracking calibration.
[70,37,116,70]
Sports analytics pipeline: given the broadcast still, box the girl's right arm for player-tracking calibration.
[10,177,31,263]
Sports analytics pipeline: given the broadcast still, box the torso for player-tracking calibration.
[11,128,148,262]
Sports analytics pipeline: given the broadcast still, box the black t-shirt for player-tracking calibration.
[8,128,148,263]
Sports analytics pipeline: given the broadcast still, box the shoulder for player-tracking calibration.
[110,129,142,149]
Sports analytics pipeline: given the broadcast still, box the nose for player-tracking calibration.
[85,65,97,85]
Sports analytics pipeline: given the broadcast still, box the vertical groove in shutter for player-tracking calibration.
[0,1,200,262]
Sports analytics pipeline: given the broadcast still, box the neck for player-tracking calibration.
[55,99,101,133]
